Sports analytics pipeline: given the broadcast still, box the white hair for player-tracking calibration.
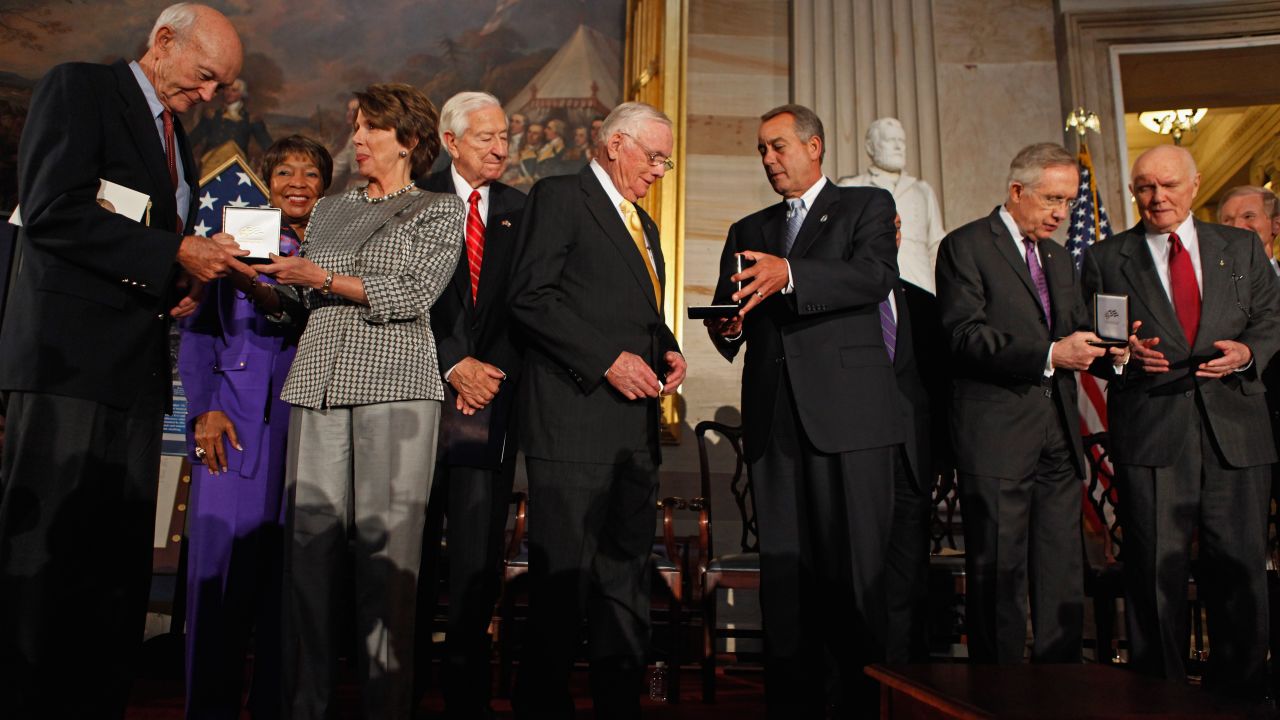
[865,117,903,147]
[596,102,671,151]
[1007,142,1076,188]
[438,91,504,145]
[1219,185,1279,221]
[148,3,200,48]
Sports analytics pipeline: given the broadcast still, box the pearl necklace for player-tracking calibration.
[360,181,417,204]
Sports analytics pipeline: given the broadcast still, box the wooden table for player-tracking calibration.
[866,663,1267,719]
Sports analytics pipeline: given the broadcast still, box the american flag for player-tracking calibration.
[164,153,270,454]
[192,153,270,238]
[1067,142,1120,550]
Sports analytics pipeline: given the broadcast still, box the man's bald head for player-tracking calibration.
[139,3,243,114]
[1129,144,1201,234]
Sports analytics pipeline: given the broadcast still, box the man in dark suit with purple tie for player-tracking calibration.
[936,143,1119,666]
[885,213,952,664]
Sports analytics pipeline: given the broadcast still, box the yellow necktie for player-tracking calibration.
[620,200,662,308]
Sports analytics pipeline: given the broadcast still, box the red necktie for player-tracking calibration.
[162,109,183,233]
[1168,232,1200,346]
[465,189,485,303]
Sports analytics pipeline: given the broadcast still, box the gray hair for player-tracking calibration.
[596,102,672,151]
[1007,142,1076,188]
[148,3,200,48]
[1219,185,1279,221]
[438,91,504,146]
[866,117,903,147]
[761,104,826,161]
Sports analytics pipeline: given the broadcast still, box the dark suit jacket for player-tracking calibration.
[0,60,195,408]
[420,169,526,468]
[508,165,680,464]
[1266,266,1280,455]
[936,207,1089,480]
[711,180,902,462]
[1081,220,1280,468]
[895,279,952,489]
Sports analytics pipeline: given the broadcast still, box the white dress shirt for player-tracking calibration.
[1143,214,1203,300]
[449,163,490,222]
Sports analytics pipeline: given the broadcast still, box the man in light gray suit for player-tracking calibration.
[1081,145,1280,700]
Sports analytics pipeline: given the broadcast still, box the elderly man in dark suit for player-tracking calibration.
[706,104,901,717]
[1082,146,1280,700]
[936,143,1119,666]
[0,4,249,717]
[414,90,526,718]
[508,101,685,719]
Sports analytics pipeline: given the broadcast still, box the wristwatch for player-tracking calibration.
[319,270,334,295]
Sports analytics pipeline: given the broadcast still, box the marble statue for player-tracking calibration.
[837,117,945,294]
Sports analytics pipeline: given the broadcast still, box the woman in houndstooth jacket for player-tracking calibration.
[257,83,464,720]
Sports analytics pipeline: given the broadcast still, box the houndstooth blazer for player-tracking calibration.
[280,187,464,409]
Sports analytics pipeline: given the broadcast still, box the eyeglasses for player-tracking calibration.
[1025,187,1081,211]
[620,132,675,171]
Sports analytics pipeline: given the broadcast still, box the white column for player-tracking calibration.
[792,0,944,217]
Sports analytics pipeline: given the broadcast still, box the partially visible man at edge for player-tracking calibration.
[0,4,249,717]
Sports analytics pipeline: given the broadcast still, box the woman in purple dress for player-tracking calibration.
[177,135,332,719]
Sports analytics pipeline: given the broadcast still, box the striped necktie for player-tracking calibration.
[465,189,485,303]
[880,294,897,362]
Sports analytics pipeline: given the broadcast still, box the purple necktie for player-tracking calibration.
[880,295,897,362]
[1023,238,1052,326]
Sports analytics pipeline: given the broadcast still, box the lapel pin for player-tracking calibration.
[501,219,512,228]
[1219,259,1225,267]
[820,214,828,223]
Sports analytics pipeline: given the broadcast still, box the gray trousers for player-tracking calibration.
[1117,404,1271,699]
[959,399,1083,666]
[283,400,440,720]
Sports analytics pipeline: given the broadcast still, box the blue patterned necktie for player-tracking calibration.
[1023,238,1052,326]
[783,197,806,255]
[880,294,897,362]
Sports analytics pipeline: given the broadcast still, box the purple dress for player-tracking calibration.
[177,227,301,718]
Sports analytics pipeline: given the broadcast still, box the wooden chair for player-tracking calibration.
[925,469,967,657]
[689,420,759,703]
[652,496,691,703]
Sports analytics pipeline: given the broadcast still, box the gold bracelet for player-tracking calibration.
[319,270,335,295]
